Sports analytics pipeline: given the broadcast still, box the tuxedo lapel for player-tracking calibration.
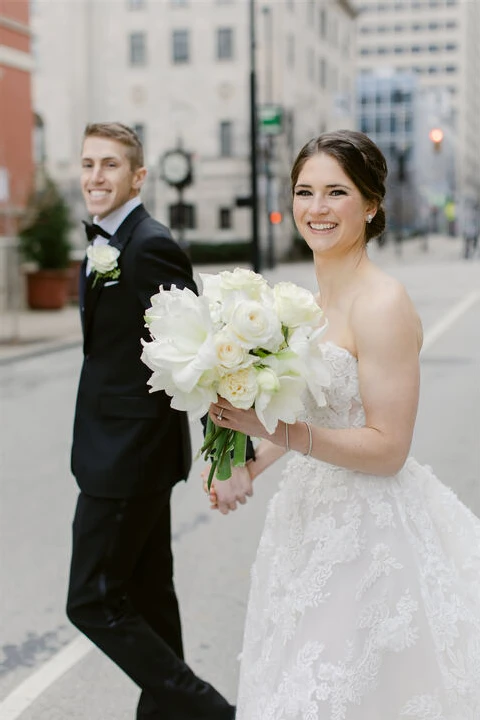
[82,204,150,349]
[110,204,149,252]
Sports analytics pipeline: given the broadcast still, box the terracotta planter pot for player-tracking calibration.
[26,269,72,310]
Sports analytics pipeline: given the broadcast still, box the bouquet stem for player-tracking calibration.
[201,416,247,490]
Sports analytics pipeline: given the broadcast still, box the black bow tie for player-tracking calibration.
[83,221,112,242]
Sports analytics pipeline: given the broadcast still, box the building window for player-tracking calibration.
[129,32,147,66]
[319,57,327,89]
[330,66,338,92]
[319,8,327,38]
[307,48,314,82]
[169,203,196,230]
[132,123,145,147]
[219,207,232,229]
[128,0,145,8]
[307,0,314,25]
[287,33,295,68]
[219,121,233,157]
[217,28,233,60]
[172,29,189,63]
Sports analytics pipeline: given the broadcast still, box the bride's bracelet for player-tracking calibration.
[284,421,313,457]
[302,421,313,457]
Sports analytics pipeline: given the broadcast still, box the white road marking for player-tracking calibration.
[1,291,479,719]
[0,636,92,720]
[421,290,480,352]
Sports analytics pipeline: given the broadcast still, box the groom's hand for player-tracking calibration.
[202,465,254,515]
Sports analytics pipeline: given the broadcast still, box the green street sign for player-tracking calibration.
[259,105,283,135]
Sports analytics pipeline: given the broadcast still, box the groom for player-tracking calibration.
[67,122,237,719]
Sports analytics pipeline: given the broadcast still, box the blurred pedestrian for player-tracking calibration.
[462,201,479,259]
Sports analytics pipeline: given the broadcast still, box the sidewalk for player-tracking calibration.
[0,234,470,364]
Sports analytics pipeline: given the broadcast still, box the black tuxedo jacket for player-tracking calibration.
[71,204,197,499]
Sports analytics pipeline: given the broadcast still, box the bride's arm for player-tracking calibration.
[213,282,422,477]
[246,439,286,480]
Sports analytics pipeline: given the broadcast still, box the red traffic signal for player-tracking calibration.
[429,128,443,152]
[269,211,283,225]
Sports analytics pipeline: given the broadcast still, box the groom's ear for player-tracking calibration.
[132,166,147,192]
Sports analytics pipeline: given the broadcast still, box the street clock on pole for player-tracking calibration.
[160,149,192,188]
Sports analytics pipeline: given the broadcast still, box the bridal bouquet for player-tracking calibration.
[141,268,330,489]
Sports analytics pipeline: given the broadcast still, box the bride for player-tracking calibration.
[206,130,480,719]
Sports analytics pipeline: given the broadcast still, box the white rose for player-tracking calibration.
[217,367,258,409]
[219,267,268,299]
[213,328,255,371]
[87,244,120,274]
[273,282,323,329]
[228,299,284,352]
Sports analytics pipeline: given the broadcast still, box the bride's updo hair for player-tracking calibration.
[291,130,388,242]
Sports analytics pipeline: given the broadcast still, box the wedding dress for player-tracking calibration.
[236,342,480,720]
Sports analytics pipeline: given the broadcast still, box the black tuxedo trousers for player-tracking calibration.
[67,490,234,719]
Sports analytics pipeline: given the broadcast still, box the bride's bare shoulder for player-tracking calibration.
[354,267,423,350]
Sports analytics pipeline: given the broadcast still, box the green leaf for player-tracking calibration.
[216,449,232,480]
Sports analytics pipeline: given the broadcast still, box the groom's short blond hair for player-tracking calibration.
[83,122,144,170]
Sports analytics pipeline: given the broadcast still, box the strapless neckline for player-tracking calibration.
[321,341,358,363]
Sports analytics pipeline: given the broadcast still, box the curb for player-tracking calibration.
[0,337,82,366]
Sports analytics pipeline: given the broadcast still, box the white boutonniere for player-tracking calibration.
[87,245,121,287]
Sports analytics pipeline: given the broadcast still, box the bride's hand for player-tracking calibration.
[209,398,282,445]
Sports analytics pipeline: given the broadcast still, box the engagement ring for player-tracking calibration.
[217,408,224,421]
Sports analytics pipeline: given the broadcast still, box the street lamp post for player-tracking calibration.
[160,145,193,255]
[249,0,261,273]
[262,4,275,269]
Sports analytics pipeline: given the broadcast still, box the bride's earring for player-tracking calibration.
[366,214,373,223]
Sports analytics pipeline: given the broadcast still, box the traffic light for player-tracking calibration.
[269,211,282,225]
[429,128,443,153]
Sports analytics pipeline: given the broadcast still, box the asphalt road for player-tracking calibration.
[0,254,479,719]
